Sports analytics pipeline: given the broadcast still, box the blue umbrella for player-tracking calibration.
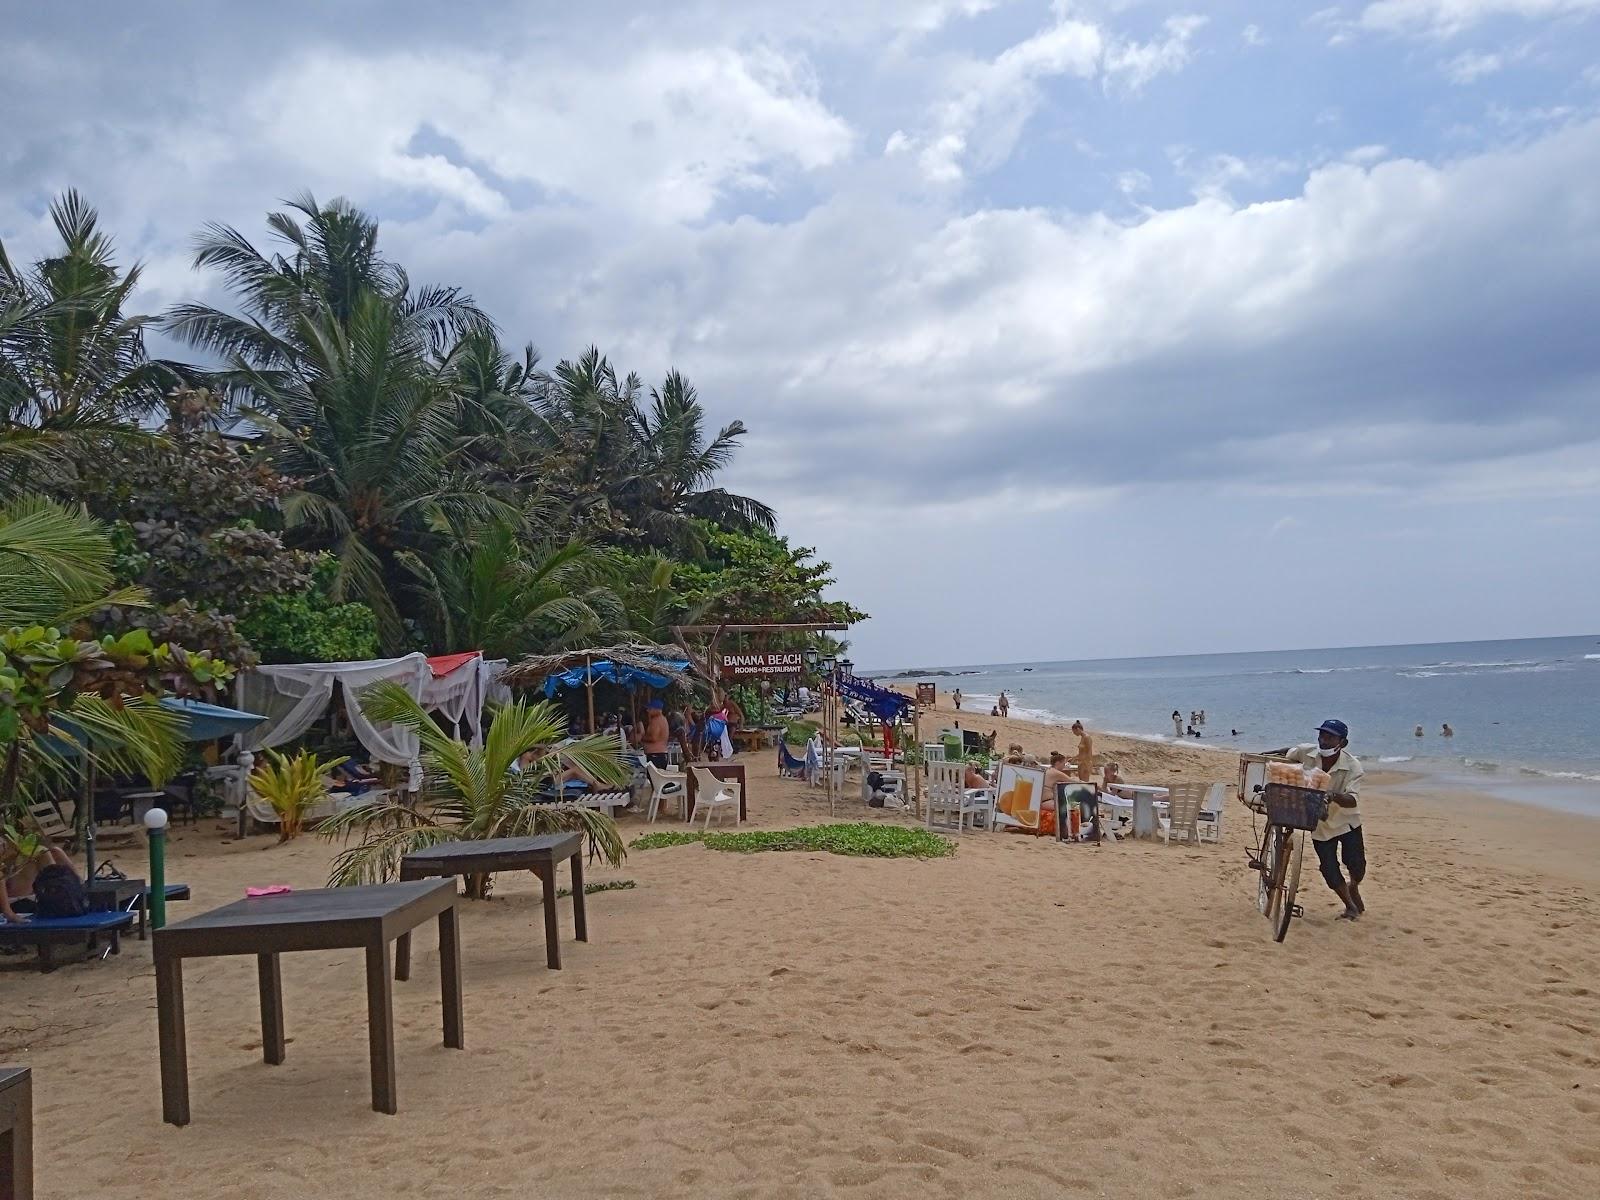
[158,697,266,742]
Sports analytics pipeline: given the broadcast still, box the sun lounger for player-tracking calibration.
[0,910,136,972]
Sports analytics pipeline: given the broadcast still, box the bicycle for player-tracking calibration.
[1237,754,1329,943]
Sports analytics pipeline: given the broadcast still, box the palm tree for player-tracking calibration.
[230,290,514,650]
[320,681,628,896]
[162,195,508,651]
[400,519,624,658]
[633,370,776,539]
[0,190,176,488]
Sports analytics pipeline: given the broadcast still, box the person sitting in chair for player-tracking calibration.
[1,844,85,923]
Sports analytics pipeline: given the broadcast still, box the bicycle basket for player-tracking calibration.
[1262,783,1328,831]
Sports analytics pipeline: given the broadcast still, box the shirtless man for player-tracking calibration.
[641,698,671,767]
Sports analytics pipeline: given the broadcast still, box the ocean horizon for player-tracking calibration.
[868,634,1600,817]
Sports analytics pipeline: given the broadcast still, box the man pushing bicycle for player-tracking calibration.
[1279,719,1365,921]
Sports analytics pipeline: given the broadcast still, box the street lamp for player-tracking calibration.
[803,647,819,670]
[821,655,836,674]
[839,658,854,679]
[144,807,170,931]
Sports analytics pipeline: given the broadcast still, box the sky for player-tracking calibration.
[3,0,1599,668]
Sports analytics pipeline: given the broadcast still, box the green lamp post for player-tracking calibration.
[143,807,169,930]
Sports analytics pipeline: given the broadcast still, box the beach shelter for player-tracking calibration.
[421,652,510,747]
[500,644,695,730]
[233,654,433,793]
[159,697,267,742]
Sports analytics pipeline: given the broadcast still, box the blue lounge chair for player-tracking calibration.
[0,910,136,973]
[778,741,806,778]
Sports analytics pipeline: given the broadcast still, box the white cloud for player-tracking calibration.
[1443,49,1505,80]
[246,43,853,224]
[1242,23,1268,46]
[897,11,1206,183]
[1357,0,1600,36]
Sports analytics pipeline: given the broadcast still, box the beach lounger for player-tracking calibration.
[777,740,807,778]
[1160,782,1207,847]
[579,790,631,819]
[0,910,136,972]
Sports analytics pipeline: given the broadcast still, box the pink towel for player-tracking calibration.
[246,885,292,897]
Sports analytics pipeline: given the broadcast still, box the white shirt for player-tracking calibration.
[1286,744,1363,842]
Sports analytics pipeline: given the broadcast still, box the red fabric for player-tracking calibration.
[425,651,481,678]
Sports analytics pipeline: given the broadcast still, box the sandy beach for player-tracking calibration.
[4,708,1598,1199]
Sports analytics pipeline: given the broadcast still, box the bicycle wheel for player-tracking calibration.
[1273,830,1304,943]
[1255,828,1279,918]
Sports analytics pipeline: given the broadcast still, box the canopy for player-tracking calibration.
[541,657,692,698]
[501,643,695,691]
[421,652,509,747]
[159,697,266,742]
[234,654,432,792]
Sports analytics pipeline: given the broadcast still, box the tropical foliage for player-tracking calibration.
[2,188,865,818]
[248,747,347,842]
[320,681,629,896]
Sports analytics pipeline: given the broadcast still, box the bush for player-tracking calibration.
[237,556,381,663]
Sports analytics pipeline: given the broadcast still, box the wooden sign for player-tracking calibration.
[719,650,805,679]
[915,682,937,707]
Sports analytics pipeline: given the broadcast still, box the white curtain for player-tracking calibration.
[421,654,484,746]
[234,654,431,792]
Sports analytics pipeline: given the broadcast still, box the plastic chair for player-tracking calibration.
[1160,782,1207,847]
[645,761,688,822]
[689,767,741,828]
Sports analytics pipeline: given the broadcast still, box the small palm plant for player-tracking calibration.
[250,748,348,842]
[319,681,629,897]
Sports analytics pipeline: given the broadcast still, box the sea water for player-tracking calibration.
[874,635,1600,816]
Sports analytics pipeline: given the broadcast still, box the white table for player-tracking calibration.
[1106,784,1169,839]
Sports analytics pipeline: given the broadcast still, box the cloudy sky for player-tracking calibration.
[4,0,1599,667]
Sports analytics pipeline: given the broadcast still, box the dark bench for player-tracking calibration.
[0,911,136,972]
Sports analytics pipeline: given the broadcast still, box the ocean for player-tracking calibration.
[872,635,1600,816]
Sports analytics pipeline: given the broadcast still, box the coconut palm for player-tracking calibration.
[0,190,176,488]
[632,369,776,539]
[320,680,629,896]
[400,519,624,659]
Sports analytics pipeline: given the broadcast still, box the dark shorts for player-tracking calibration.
[1313,825,1366,890]
[646,752,669,768]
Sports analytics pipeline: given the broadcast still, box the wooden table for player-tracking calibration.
[685,762,748,822]
[152,879,463,1126]
[0,1067,32,1200]
[730,728,775,753]
[398,834,585,971]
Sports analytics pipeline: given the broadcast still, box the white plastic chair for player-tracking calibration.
[690,766,741,828]
[1160,782,1207,847]
[1197,781,1226,844]
[646,761,688,822]
[921,742,945,763]
[925,761,993,834]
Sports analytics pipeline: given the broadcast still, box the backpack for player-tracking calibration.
[33,863,88,918]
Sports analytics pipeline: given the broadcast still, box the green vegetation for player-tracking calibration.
[556,878,637,899]
[631,823,956,860]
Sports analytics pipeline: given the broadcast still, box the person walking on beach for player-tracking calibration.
[997,692,1010,718]
[1070,720,1094,782]
[952,688,962,711]
[1283,719,1365,921]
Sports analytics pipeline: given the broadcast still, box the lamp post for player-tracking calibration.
[144,807,169,931]
[820,656,837,815]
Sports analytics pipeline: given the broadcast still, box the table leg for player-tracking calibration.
[394,866,419,981]
[570,850,588,943]
[365,940,398,1114]
[437,908,464,1050]
[257,953,286,1065]
[138,892,147,941]
[155,953,190,1126]
[538,865,561,970]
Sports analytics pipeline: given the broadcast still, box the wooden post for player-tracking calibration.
[584,654,596,734]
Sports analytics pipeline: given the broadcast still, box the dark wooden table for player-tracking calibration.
[685,762,748,821]
[86,876,146,940]
[0,1067,31,1200]
[152,879,463,1126]
[398,834,585,971]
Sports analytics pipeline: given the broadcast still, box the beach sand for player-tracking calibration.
[4,710,1598,1199]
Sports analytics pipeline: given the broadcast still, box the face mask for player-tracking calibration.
[1318,744,1340,758]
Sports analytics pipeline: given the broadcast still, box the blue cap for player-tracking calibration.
[648,699,664,710]
[1317,719,1348,740]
